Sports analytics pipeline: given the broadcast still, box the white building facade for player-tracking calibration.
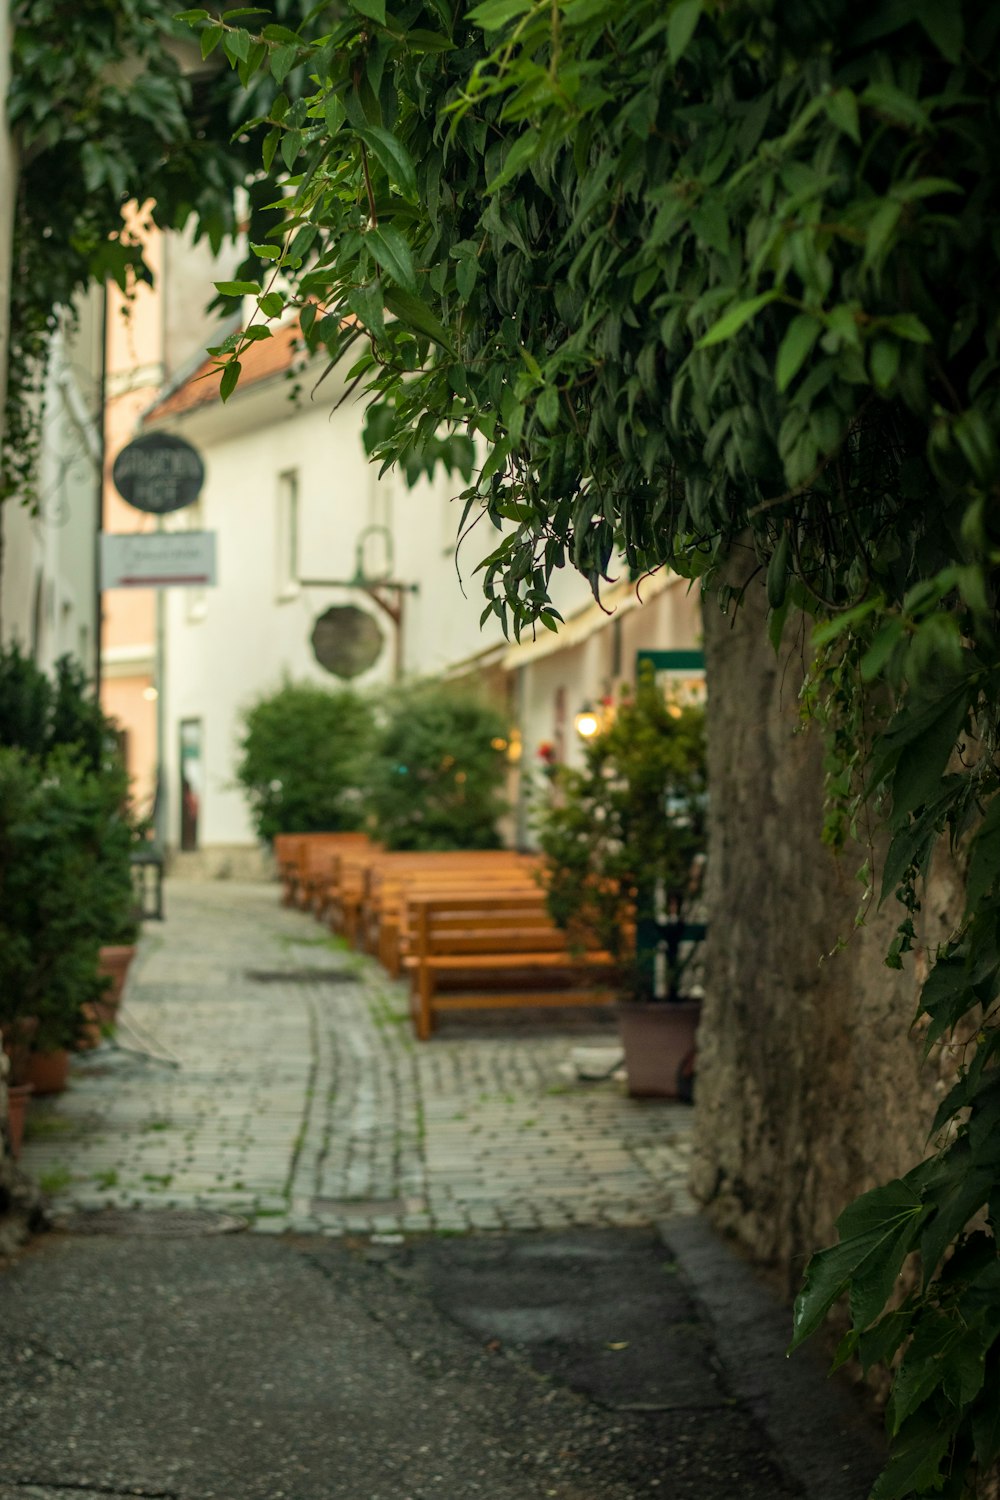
[140,325,701,867]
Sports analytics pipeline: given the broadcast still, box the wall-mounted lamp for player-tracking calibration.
[574,703,600,740]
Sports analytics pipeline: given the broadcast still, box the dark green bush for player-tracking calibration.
[0,643,107,769]
[366,685,509,851]
[236,680,377,842]
[0,648,138,1056]
[0,747,132,1050]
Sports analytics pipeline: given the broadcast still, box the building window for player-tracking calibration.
[277,469,300,600]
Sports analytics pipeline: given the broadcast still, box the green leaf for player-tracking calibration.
[200,24,223,58]
[966,797,1000,916]
[667,0,701,64]
[884,313,932,344]
[215,279,260,297]
[863,200,902,269]
[916,1,963,62]
[219,360,242,402]
[972,1362,1000,1469]
[870,339,901,393]
[467,0,534,30]
[776,314,821,392]
[890,691,967,824]
[486,129,540,193]
[382,288,453,348]
[349,0,386,23]
[270,44,298,85]
[225,27,250,62]
[790,1179,927,1349]
[860,618,904,681]
[281,129,303,171]
[174,7,210,20]
[251,243,282,260]
[870,1422,951,1500]
[862,83,931,132]
[355,125,418,198]
[367,226,418,293]
[822,88,860,144]
[695,291,780,348]
[258,292,285,318]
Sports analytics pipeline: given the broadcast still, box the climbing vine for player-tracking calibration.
[3,0,313,506]
[184,0,998,1491]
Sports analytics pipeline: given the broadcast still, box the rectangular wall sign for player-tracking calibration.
[100,531,217,589]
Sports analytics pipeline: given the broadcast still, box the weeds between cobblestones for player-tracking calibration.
[20,882,696,1236]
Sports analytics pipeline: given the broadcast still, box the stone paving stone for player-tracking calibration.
[19,879,696,1237]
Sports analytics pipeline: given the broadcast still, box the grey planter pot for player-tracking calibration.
[617,999,701,1099]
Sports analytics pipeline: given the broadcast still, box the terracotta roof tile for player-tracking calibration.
[145,319,304,422]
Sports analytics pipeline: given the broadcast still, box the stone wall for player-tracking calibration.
[690,571,963,1295]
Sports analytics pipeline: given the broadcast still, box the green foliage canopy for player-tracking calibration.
[235,679,377,840]
[4,0,310,504]
[189,0,1000,1491]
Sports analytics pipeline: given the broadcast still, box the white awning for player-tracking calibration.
[502,571,674,669]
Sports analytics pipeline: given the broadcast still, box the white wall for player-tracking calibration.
[1,305,102,675]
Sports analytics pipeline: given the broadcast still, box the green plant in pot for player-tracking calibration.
[534,666,707,1097]
[0,646,138,1050]
[0,742,134,1088]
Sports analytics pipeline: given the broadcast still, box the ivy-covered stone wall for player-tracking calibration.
[690,576,963,1294]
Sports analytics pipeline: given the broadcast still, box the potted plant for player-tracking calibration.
[534,666,707,1097]
[0,647,138,1057]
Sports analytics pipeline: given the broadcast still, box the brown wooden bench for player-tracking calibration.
[404,892,618,1040]
[361,851,540,972]
[272,834,303,907]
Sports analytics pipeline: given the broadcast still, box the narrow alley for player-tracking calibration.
[0,882,882,1500]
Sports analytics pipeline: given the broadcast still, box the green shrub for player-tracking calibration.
[236,680,377,842]
[0,747,131,1050]
[0,643,107,770]
[366,684,509,850]
[533,669,707,999]
[0,646,137,949]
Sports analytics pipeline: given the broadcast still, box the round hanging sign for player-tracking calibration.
[310,604,384,679]
[112,433,205,515]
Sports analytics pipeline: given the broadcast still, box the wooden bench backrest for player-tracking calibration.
[411,894,607,957]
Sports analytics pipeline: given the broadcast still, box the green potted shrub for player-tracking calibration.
[366,683,509,850]
[0,647,138,1075]
[0,749,114,1090]
[236,679,377,842]
[534,667,707,1097]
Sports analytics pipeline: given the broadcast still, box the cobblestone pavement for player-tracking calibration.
[20,881,695,1236]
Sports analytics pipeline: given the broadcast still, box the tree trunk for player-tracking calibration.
[690,563,962,1295]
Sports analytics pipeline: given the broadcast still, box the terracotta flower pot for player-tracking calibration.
[1,1016,39,1087]
[25,1048,70,1096]
[6,1082,33,1158]
[75,1003,104,1052]
[617,999,701,1099]
[97,944,137,1013]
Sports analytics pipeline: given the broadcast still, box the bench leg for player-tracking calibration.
[415,967,434,1041]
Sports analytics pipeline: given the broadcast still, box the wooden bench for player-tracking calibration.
[273,834,303,907]
[299,833,372,918]
[330,847,525,949]
[361,851,540,972]
[404,892,618,1040]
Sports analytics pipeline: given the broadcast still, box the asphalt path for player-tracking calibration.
[0,1221,882,1500]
